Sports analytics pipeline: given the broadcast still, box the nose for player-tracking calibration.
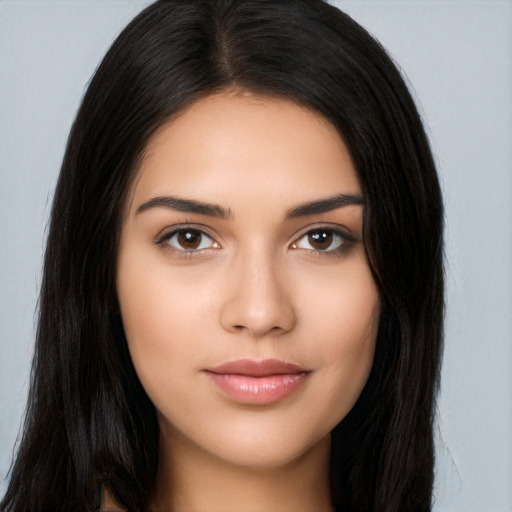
[219,250,297,338]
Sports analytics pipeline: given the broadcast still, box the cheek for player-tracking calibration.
[300,252,379,344]
[323,285,379,363]
[299,256,380,408]
[116,246,205,393]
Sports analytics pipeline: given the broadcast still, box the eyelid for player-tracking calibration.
[154,223,221,251]
[290,224,357,253]
[291,223,357,242]
[153,222,357,256]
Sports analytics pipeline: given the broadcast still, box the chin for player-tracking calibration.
[187,414,335,471]
[212,437,329,471]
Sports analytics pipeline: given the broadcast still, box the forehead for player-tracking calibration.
[127,92,360,215]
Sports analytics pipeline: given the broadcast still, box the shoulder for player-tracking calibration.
[99,483,127,512]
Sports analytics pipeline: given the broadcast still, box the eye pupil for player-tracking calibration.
[308,231,332,250]
[178,230,201,249]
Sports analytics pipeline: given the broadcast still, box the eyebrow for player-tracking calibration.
[136,196,231,218]
[285,193,364,218]
[136,192,363,219]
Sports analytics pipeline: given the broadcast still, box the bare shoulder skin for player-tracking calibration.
[99,483,126,512]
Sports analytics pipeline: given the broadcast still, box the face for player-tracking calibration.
[117,92,380,470]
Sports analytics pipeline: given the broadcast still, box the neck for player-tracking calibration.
[149,429,333,512]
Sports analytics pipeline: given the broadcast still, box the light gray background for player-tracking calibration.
[1,1,511,510]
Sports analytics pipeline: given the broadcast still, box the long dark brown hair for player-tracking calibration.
[1,1,443,510]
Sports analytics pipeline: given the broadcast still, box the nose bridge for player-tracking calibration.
[219,241,296,337]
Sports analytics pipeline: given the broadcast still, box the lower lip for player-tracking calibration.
[205,372,309,405]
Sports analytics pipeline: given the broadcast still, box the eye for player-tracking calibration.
[159,228,219,251]
[291,228,354,253]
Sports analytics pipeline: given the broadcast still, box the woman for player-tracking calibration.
[1,0,444,511]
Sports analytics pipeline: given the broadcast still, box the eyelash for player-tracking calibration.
[154,225,219,257]
[291,227,356,256]
[154,224,356,257]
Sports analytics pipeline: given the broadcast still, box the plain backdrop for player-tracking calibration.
[1,1,511,511]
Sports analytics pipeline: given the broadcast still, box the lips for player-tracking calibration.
[204,359,310,405]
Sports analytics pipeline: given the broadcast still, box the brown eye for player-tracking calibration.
[177,230,202,249]
[292,228,352,253]
[307,231,333,250]
[162,228,218,251]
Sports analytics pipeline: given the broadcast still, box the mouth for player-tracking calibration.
[203,359,311,405]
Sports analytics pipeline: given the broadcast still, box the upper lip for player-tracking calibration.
[206,359,308,377]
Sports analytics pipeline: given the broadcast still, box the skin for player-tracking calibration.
[117,91,380,512]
